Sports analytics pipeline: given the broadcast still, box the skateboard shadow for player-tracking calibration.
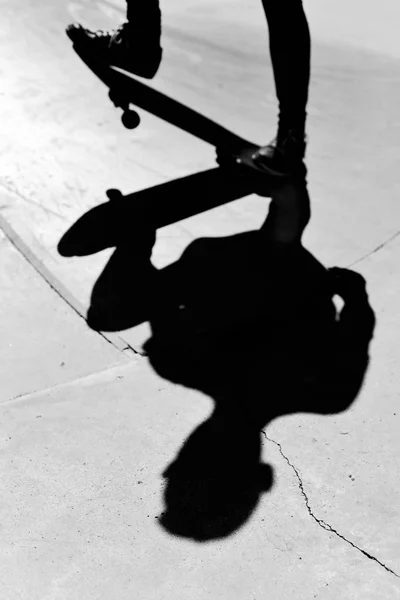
[58,166,270,259]
[78,228,374,541]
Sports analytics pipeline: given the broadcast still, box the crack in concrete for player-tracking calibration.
[262,431,399,578]
[348,230,400,268]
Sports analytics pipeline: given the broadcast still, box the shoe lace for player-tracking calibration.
[93,23,126,40]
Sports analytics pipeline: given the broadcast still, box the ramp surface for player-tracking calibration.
[1,0,400,598]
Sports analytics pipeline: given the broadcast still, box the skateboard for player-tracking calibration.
[59,42,277,258]
[69,41,272,175]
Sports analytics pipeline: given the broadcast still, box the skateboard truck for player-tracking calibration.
[108,90,141,129]
[106,188,124,202]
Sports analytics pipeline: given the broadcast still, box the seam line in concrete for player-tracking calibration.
[0,211,136,357]
[262,431,400,579]
[0,361,139,407]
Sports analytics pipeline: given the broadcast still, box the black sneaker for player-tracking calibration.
[251,129,307,178]
[66,22,162,79]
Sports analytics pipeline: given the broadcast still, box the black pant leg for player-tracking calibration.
[126,0,162,46]
[261,0,311,133]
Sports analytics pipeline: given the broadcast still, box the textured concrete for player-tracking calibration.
[1,0,400,598]
[1,361,399,600]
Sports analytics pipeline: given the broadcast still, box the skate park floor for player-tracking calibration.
[1,0,400,598]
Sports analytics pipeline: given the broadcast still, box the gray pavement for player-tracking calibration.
[0,229,131,402]
[1,0,400,598]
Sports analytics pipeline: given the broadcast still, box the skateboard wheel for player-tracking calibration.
[121,110,141,129]
[106,188,123,202]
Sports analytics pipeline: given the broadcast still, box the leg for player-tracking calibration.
[253,0,311,176]
[262,0,310,137]
[126,0,162,47]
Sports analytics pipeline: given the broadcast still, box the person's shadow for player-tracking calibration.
[58,183,376,542]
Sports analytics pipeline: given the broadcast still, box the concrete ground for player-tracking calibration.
[1,0,400,598]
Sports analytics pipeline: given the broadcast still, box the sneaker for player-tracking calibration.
[251,129,307,178]
[66,22,162,79]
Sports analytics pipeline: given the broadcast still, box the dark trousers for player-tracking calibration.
[261,0,310,134]
[126,1,162,44]
[126,0,310,133]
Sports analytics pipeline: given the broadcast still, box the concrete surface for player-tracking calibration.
[1,361,399,600]
[1,0,400,598]
[0,229,131,402]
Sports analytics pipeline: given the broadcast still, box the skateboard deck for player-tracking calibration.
[70,42,270,175]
